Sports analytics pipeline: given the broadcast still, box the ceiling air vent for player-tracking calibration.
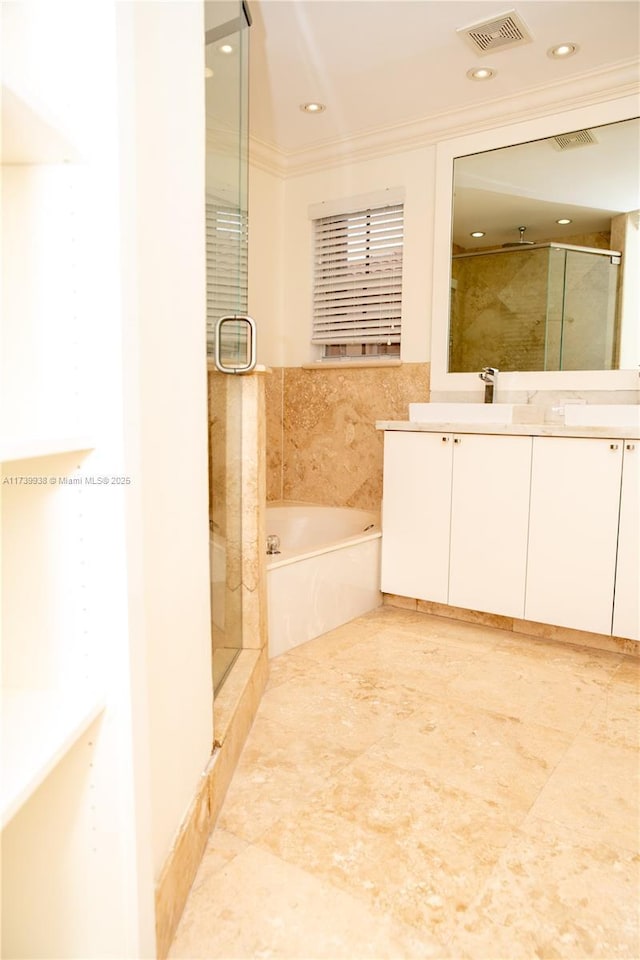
[457,9,533,55]
[551,129,598,151]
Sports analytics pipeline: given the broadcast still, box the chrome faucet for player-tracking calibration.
[479,367,499,403]
[266,534,281,555]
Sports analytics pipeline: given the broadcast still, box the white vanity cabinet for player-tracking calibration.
[381,426,639,642]
[448,433,532,617]
[381,431,453,602]
[613,442,639,641]
[525,437,624,635]
[381,431,532,616]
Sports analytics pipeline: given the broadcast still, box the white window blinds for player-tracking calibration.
[312,203,403,346]
[206,195,248,354]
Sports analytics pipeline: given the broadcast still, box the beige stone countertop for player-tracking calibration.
[376,420,640,440]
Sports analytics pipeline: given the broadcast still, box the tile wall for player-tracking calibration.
[450,231,615,373]
[208,369,268,649]
[265,362,430,510]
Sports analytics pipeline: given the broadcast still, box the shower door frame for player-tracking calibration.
[205,0,251,694]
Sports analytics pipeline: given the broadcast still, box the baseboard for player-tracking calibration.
[383,594,639,657]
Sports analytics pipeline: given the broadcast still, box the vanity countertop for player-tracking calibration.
[376,420,640,440]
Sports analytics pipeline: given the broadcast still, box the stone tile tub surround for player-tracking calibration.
[265,362,430,509]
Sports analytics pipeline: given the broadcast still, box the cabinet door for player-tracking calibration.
[449,434,532,618]
[613,443,639,641]
[525,437,622,635]
[381,431,453,602]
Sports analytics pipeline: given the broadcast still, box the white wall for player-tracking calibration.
[617,210,639,368]
[248,164,285,367]
[118,0,214,879]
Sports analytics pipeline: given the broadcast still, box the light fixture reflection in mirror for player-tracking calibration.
[448,117,639,373]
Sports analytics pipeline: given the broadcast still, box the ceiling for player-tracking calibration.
[238,0,640,239]
[229,1,640,243]
[249,0,640,154]
[204,2,639,240]
[247,0,640,155]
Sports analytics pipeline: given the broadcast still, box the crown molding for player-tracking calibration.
[248,135,286,178]
[249,58,639,179]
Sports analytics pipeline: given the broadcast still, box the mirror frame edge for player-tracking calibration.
[430,93,640,396]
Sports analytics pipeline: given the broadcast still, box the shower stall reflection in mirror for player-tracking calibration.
[205,0,251,694]
[450,243,621,372]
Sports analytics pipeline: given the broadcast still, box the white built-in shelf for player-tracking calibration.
[1,687,106,829]
[0,437,94,464]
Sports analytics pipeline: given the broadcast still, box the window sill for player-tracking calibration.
[302,359,403,371]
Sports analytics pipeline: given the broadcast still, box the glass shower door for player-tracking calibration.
[558,249,619,370]
[204,0,250,693]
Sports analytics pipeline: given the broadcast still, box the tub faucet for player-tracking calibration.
[266,534,280,555]
[479,366,499,403]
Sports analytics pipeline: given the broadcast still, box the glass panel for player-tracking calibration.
[544,247,566,371]
[559,250,618,371]
[205,1,249,694]
[205,1,248,354]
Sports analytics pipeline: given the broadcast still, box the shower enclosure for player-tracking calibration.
[449,243,621,372]
[205,0,251,692]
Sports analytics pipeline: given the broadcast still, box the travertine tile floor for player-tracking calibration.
[170,607,640,960]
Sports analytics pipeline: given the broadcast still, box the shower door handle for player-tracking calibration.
[214,315,257,374]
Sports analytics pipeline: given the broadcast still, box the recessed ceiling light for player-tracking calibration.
[556,218,572,225]
[466,67,496,81]
[219,43,234,54]
[204,67,214,79]
[470,231,486,238]
[300,102,326,114]
[548,42,578,59]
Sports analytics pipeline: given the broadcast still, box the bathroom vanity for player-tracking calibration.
[377,407,639,642]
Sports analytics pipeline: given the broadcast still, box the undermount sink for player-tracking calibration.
[409,402,517,424]
[563,404,640,428]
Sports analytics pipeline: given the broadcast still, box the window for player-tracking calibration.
[312,201,404,360]
[205,194,248,356]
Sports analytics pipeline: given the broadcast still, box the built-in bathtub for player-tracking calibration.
[266,502,382,658]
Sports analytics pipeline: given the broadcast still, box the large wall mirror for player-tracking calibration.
[451,117,638,373]
[430,96,640,395]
